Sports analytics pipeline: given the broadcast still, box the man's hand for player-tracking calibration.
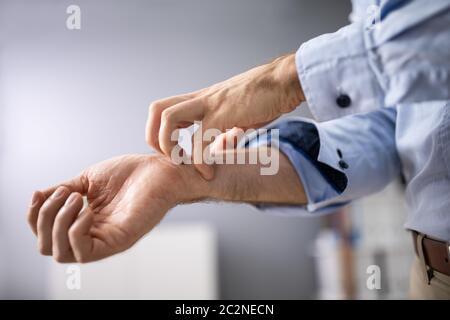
[27,148,305,263]
[27,155,201,263]
[146,53,304,179]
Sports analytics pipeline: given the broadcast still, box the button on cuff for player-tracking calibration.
[338,159,349,169]
[336,94,351,108]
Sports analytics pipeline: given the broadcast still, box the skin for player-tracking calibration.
[27,148,306,263]
[28,54,306,263]
[145,53,304,179]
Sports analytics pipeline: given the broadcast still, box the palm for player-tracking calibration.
[74,155,179,260]
[28,153,192,263]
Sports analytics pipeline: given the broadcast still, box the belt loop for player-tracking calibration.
[416,233,432,284]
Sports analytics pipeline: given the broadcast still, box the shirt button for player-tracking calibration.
[336,94,351,108]
[338,160,349,170]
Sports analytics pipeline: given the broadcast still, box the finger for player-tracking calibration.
[29,174,86,238]
[192,119,217,180]
[159,98,205,158]
[68,206,96,263]
[40,175,87,199]
[146,94,193,152]
[37,186,71,255]
[52,193,84,263]
[210,127,245,153]
[27,191,45,236]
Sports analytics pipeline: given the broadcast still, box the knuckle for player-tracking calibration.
[27,212,35,226]
[58,185,69,193]
[148,101,162,114]
[202,95,216,112]
[39,211,53,223]
[40,209,50,219]
[38,242,51,256]
[39,203,53,217]
[68,226,78,241]
[145,131,155,147]
[54,209,68,225]
[53,214,63,226]
[200,94,210,105]
[161,109,175,122]
[53,252,68,263]
[76,253,90,264]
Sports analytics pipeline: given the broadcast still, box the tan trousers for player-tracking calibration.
[409,256,450,299]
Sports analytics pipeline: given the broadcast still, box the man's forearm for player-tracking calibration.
[179,147,307,205]
[26,150,306,263]
[270,53,305,111]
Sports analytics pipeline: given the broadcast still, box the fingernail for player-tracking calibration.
[64,193,78,207]
[30,192,39,207]
[51,187,66,199]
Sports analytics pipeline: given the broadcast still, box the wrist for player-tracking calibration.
[173,162,239,203]
[149,155,230,205]
[271,54,305,111]
[169,161,210,204]
[158,147,306,206]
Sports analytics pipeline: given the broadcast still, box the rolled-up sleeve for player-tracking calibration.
[297,0,450,121]
[247,108,400,216]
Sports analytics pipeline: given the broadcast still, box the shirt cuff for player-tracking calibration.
[245,122,349,216]
[296,22,384,121]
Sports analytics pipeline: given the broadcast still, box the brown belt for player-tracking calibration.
[412,230,450,277]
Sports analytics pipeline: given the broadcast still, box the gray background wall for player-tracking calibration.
[0,0,351,299]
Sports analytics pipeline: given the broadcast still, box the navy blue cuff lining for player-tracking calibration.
[245,122,347,193]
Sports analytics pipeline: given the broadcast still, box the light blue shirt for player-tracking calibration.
[251,0,450,241]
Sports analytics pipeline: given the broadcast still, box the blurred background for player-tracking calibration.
[0,0,414,299]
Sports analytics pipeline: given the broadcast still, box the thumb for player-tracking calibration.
[40,174,88,199]
[209,127,245,154]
